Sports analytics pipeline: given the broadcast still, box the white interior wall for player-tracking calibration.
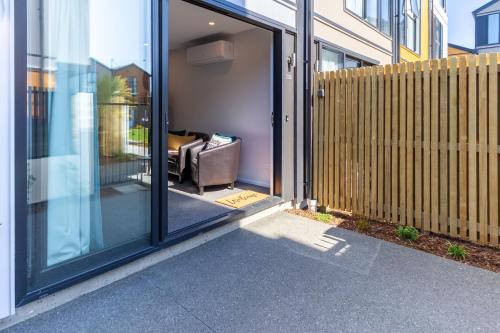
[0,0,15,319]
[169,28,273,188]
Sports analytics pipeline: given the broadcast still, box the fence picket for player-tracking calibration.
[468,55,478,242]
[334,71,341,209]
[458,56,468,239]
[340,71,347,210]
[449,57,458,237]
[407,62,415,227]
[440,58,449,234]
[364,67,371,216]
[377,67,384,219]
[391,64,399,224]
[478,54,488,244]
[358,69,366,214]
[488,54,499,246]
[346,70,353,211]
[352,69,359,213]
[400,63,407,225]
[423,61,431,231]
[371,67,378,218]
[329,72,336,208]
[414,61,423,229]
[384,65,392,220]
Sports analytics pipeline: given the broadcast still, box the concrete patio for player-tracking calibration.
[2,212,500,333]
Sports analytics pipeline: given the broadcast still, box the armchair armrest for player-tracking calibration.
[189,142,206,162]
[178,139,204,173]
[196,140,241,187]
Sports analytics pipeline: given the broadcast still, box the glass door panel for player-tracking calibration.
[26,0,153,291]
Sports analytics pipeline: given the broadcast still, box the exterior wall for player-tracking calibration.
[0,0,15,320]
[223,0,296,28]
[313,0,393,65]
[169,29,273,187]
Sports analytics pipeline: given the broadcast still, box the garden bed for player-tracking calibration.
[286,209,500,274]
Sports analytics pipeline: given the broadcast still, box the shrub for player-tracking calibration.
[355,218,370,232]
[315,213,332,223]
[395,226,419,242]
[447,242,468,260]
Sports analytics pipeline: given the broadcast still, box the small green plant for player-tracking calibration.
[315,213,332,223]
[395,226,420,242]
[447,242,468,260]
[355,218,370,232]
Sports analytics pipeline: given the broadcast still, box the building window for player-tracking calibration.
[488,13,500,44]
[432,17,443,58]
[345,56,362,69]
[400,0,421,53]
[440,0,446,10]
[345,0,392,36]
[128,77,138,96]
[320,45,373,72]
[321,48,344,72]
[380,0,391,35]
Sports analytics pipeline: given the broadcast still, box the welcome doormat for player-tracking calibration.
[216,190,269,209]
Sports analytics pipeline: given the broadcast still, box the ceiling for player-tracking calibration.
[169,0,257,50]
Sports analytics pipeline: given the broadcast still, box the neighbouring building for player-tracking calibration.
[0,0,448,323]
[474,0,500,53]
[448,43,477,57]
[313,0,449,72]
[400,0,448,61]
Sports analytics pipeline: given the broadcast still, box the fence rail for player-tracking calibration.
[313,53,500,247]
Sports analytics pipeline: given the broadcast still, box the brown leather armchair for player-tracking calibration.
[190,138,241,195]
[168,131,209,183]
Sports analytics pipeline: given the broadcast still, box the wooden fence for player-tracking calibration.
[312,53,500,247]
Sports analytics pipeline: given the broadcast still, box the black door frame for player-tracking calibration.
[14,0,296,306]
[161,0,290,239]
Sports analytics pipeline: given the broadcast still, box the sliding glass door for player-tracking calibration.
[26,0,153,292]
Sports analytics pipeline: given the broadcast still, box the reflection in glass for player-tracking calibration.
[27,0,152,290]
[321,48,343,72]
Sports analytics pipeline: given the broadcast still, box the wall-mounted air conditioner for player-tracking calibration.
[187,40,234,65]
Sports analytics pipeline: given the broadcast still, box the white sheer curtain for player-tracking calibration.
[44,0,103,266]
[0,0,14,319]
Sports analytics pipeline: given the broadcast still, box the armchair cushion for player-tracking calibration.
[168,134,196,151]
[205,133,234,150]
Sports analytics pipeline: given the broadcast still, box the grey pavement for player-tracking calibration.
[3,212,500,333]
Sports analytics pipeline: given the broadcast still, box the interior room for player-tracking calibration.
[167,0,276,234]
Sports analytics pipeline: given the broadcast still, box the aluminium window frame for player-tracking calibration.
[344,0,393,37]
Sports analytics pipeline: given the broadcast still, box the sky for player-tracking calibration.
[448,0,491,48]
[89,0,151,71]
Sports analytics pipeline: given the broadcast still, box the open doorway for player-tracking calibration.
[166,0,277,234]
